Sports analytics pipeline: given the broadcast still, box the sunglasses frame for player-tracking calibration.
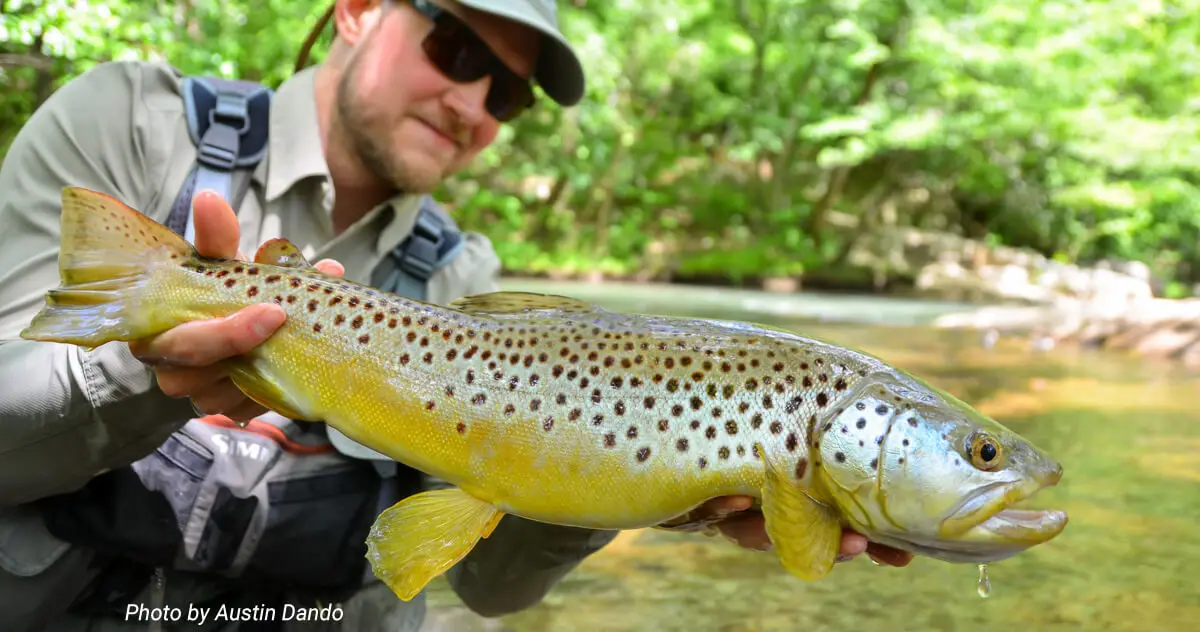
[408,0,537,122]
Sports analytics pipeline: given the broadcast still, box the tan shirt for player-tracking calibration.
[0,60,613,631]
[0,60,501,504]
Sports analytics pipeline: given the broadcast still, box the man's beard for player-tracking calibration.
[334,52,442,194]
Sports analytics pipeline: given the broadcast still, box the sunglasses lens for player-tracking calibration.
[422,16,536,122]
[486,77,534,122]
[423,23,490,82]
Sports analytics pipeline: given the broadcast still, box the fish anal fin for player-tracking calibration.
[225,360,316,423]
[253,238,315,268]
[366,488,504,601]
[449,291,599,317]
[758,443,843,582]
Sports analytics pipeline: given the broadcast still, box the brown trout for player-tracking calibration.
[21,187,1068,601]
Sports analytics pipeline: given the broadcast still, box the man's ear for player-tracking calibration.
[334,0,386,45]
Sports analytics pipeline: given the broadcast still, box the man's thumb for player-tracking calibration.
[191,190,241,259]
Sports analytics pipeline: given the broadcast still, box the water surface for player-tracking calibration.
[419,280,1200,631]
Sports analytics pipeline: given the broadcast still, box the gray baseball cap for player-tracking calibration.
[299,1,586,106]
[455,0,586,106]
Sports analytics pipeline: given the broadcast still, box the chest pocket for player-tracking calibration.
[38,413,419,597]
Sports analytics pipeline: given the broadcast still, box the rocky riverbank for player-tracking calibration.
[836,223,1200,368]
[933,297,1200,368]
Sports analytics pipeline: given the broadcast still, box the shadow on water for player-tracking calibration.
[418,281,1200,632]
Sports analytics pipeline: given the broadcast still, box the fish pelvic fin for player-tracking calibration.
[366,488,504,601]
[758,442,842,582]
[19,187,195,349]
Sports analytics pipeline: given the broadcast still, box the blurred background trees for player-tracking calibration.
[3,0,1198,295]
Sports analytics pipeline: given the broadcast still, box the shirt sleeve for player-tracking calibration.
[0,60,197,507]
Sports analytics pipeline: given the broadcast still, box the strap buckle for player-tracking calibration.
[196,90,252,172]
[392,208,447,282]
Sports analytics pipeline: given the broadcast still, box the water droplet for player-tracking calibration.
[976,563,992,598]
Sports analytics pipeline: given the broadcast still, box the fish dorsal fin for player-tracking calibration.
[448,291,601,317]
[254,238,315,268]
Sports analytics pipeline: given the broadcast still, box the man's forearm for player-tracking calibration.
[0,339,196,507]
[446,514,617,617]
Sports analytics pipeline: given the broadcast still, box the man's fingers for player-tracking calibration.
[153,365,228,399]
[866,543,914,567]
[836,531,870,562]
[192,190,241,259]
[714,512,771,551]
[315,258,345,278]
[188,377,252,415]
[696,495,755,518]
[131,303,286,367]
[223,399,269,424]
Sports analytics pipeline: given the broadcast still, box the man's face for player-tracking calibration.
[336,0,542,193]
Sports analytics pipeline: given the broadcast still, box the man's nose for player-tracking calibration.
[446,76,493,126]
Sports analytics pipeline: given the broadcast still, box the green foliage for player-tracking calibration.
[3,0,1198,293]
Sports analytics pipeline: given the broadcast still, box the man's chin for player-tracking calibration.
[380,158,447,195]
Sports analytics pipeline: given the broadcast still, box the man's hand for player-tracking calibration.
[127,190,345,423]
[657,495,915,567]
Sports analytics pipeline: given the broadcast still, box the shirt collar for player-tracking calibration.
[256,66,329,203]
[253,65,424,257]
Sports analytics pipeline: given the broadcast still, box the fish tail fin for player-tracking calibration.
[19,186,195,349]
[366,487,504,601]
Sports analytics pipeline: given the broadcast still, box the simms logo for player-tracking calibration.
[211,433,272,462]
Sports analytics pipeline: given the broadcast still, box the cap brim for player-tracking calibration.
[328,425,396,461]
[457,0,585,106]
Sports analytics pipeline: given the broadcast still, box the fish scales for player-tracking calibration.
[22,188,1069,602]
[159,250,887,529]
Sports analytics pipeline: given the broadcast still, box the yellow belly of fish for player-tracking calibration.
[249,324,767,530]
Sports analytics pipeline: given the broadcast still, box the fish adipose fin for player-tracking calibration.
[758,443,843,581]
[366,487,504,601]
[20,187,194,349]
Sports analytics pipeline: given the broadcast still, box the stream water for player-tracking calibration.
[419,279,1200,632]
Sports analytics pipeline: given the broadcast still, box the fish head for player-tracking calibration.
[811,370,1067,564]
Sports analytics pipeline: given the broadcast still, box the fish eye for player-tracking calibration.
[969,434,1003,470]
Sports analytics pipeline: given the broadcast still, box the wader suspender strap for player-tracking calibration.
[166,76,272,242]
[166,75,466,301]
[370,194,467,301]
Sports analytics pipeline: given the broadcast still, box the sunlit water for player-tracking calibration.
[418,280,1200,632]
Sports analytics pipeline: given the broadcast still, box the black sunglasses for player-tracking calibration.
[409,0,536,122]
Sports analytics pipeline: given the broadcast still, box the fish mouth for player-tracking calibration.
[932,467,1068,559]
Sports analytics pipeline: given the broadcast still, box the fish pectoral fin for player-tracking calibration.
[253,238,316,269]
[448,291,601,317]
[759,443,842,582]
[366,488,504,601]
[224,360,316,424]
